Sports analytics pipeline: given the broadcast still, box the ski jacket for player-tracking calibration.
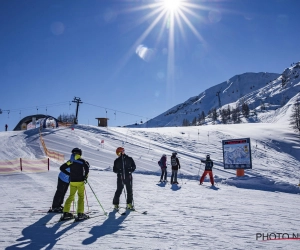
[170,156,180,170]
[113,154,136,177]
[58,167,70,183]
[160,155,167,168]
[201,159,214,171]
[60,154,90,182]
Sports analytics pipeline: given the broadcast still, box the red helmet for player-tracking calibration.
[116,147,124,156]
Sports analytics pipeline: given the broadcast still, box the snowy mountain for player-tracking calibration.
[132,62,300,127]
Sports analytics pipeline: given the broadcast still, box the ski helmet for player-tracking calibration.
[116,147,124,156]
[206,154,210,159]
[72,148,82,155]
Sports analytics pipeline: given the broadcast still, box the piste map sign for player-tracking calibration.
[222,138,252,169]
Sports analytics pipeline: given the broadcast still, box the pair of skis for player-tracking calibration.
[45,213,104,226]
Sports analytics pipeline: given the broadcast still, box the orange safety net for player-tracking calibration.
[0,159,20,174]
[39,127,64,162]
[21,158,49,173]
[0,158,49,174]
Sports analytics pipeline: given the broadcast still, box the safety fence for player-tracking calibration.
[58,122,73,127]
[0,158,49,174]
[39,126,65,162]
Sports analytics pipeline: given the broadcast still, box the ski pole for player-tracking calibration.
[122,176,127,202]
[121,155,128,204]
[197,161,201,180]
[87,181,107,216]
[179,168,183,185]
[84,187,90,213]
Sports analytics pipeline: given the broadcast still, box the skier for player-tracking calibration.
[5,124,8,131]
[200,154,214,186]
[60,148,90,220]
[49,159,70,213]
[170,152,180,184]
[113,147,136,210]
[159,154,167,182]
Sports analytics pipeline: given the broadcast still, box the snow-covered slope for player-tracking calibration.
[0,121,300,249]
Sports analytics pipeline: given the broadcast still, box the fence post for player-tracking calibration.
[20,158,22,171]
[48,158,50,171]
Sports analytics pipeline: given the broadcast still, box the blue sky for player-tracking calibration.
[1,0,300,131]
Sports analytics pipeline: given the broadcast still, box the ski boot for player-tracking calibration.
[60,212,74,221]
[126,203,135,210]
[76,213,89,221]
[114,204,120,210]
[52,207,63,213]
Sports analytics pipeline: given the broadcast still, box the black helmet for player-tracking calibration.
[206,154,210,159]
[172,152,177,156]
[72,148,82,155]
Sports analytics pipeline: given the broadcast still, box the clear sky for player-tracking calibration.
[1,0,300,131]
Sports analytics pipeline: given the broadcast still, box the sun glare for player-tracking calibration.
[163,0,182,12]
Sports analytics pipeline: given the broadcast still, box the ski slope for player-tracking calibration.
[0,122,299,249]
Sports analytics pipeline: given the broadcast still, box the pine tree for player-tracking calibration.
[212,108,218,122]
[242,102,250,118]
[290,102,300,134]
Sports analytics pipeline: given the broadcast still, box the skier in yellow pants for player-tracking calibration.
[60,148,90,220]
[63,182,85,214]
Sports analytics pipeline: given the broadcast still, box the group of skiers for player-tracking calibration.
[49,146,214,221]
[158,153,214,186]
[49,146,136,221]
[158,152,181,184]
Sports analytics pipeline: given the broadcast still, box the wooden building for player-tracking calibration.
[95,118,109,127]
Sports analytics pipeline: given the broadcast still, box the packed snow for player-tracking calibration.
[0,119,299,249]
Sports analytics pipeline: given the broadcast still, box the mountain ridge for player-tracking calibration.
[129,62,300,127]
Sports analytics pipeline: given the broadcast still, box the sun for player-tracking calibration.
[163,0,182,12]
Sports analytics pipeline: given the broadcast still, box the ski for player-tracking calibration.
[45,217,74,225]
[116,209,127,216]
[120,207,147,215]
[131,209,147,215]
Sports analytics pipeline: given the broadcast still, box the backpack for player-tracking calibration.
[158,160,163,167]
[171,157,177,167]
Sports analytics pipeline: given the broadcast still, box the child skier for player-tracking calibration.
[200,154,214,186]
[159,154,167,182]
[170,152,180,184]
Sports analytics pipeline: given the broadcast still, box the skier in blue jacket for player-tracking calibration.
[49,159,71,213]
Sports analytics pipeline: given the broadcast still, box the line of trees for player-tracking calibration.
[57,113,76,123]
[182,102,251,126]
[290,102,300,134]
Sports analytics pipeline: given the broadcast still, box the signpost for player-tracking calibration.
[222,138,252,176]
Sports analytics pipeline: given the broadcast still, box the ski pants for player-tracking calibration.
[200,170,214,185]
[52,177,69,209]
[113,174,133,205]
[160,167,167,180]
[63,181,85,213]
[171,170,178,183]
